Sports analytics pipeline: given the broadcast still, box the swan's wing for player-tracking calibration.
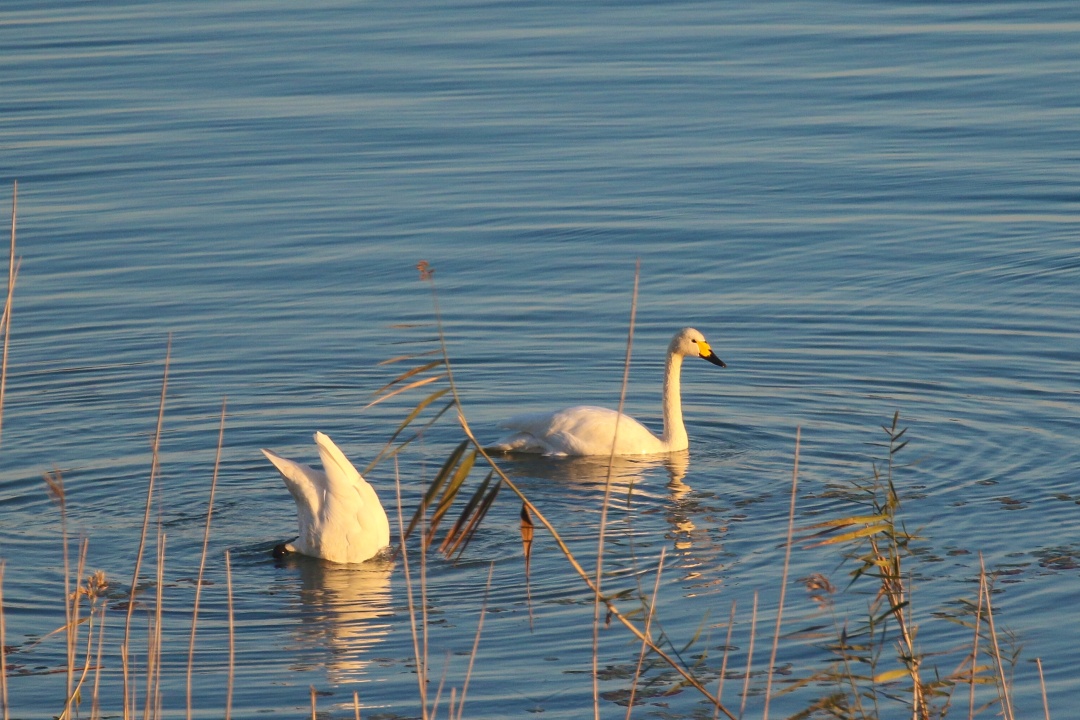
[312,432,391,562]
[261,447,323,550]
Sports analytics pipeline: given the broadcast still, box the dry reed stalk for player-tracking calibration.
[739,591,758,720]
[353,691,362,720]
[58,567,100,720]
[1035,657,1050,720]
[224,550,235,720]
[146,530,167,720]
[62,538,90,720]
[968,558,985,719]
[0,560,8,720]
[980,554,1014,720]
[455,417,737,718]
[124,338,171,720]
[625,547,665,720]
[44,471,75,717]
[420,506,430,713]
[0,181,17,446]
[186,399,227,719]
[456,562,494,720]
[395,462,428,719]
[431,653,450,719]
[414,266,736,719]
[593,262,640,720]
[712,601,736,720]
[92,599,107,720]
[762,427,800,720]
[309,685,317,720]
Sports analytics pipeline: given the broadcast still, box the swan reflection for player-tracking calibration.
[282,554,395,684]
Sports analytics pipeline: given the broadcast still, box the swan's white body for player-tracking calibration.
[262,432,390,564]
[491,327,725,456]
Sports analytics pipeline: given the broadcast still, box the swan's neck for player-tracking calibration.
[661,351,688,452]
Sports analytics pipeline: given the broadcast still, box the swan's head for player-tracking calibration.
[670,327,726,367]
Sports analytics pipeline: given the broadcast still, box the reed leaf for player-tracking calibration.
[806,523,891,547]
[437,472,494,556]
[364,372,446,410]
[378,348,442,366]
[403,439,470,542]
[364,398,456,475]
[426,448,478,546]
[450,481,501,561]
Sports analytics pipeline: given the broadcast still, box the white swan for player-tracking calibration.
[262,432,390,564]
[491,327,725,456]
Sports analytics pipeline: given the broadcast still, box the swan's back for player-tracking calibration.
[494,406,667,456]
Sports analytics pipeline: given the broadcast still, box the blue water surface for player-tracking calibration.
[1,1,1079,718]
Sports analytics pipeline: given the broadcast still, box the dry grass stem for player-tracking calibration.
[968,557,985,719]
[712,601,736,720]
[353,691,362,720]
[1035,657,1050,720]
[395,461,428,719]
[92,599,107,720]
[456,562,494,720]
[1,560,8,720]
[981,554,1014,720]
[0,181,17,446]
[124,338,171,720]
[186,399,227,719]
[739,591,758,720]
[593,262,640,720]
[762,427,800,720]
[625,547,665,720]
[224,550,235,720]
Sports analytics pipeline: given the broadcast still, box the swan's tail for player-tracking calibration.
[313,431,363,483]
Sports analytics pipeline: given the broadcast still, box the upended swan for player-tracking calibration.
[262,432,390,564]
[490,327,725,457]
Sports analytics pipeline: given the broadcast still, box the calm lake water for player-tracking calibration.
[2,1,1079,717]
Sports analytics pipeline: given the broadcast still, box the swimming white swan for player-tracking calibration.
[491,327,725,456]
[262,432,390,564]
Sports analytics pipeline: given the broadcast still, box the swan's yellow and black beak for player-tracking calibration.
[696,341,726,367]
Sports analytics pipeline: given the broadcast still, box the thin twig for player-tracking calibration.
[739,591,758,720]
[124,338,171,720]
[0,180,16,446]
[186,399,227,720]
[91,601,107,720]
[713,601,736,720]
[594,261,640,720]
[395,459,428,719]
[457,562,494,720]
[0,560,8,720]
[981,554,1014,720]
[456,416,738,719]
[224,550,235,720]
[968,559,985,719]
[763,427,800,719]
[625,547,665,720]
[1035,657,1050,720]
